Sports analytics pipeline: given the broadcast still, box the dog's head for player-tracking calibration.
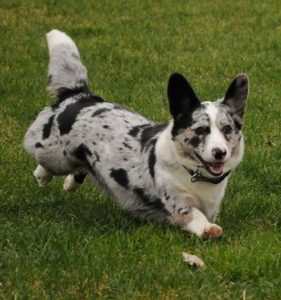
[168,73,249,176]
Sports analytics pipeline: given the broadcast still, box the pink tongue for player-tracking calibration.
[210,165,223,174]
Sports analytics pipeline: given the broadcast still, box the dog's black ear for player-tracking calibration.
[223,74,249,120]
[167,73,200,121]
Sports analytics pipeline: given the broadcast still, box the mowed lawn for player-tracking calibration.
[1,0,281,298]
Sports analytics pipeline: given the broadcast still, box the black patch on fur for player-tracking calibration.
[57,84,88,101]
[227,111,242,132]
[234,119,242,131]
[73,144,94,174]
[110,168,129,189]
[35,142,43,148]
[172,115,192,138]
[128,127,139,136]
[57,95,103,135]
[51,82,89,110]
[140,124,167,150]
[113,105,123,110]
[134,188,169,214]
[164,192,170,201]
[189,136,200,148]
[94,151,100,162]
[103,125,110,129]
[178,207,192,215]
[148,140,157,180]
[74,144,92,161]
[91,108,111,118]
[42,115,55,139]
[172,106,209,138]
[123,142,132,149]
[128,124,150,137]
[74,173,86,184]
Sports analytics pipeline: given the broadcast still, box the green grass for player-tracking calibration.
[1,0,281,298]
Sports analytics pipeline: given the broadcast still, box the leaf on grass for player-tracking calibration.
[265,139,275,148]
[182,252,205,269]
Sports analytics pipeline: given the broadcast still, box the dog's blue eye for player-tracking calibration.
[195,126,210,135]
[222,125,232,134]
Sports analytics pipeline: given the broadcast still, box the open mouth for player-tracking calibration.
[194,153,224,176]
[206,163,224,176]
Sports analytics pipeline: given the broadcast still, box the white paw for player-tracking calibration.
[63,175,79,192]
[33,165,53,187]
[184,208,223,238]
[202,223,223,239]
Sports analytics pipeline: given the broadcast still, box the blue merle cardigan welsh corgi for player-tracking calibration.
[24,30,249,238]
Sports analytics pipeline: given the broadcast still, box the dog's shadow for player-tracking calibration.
[8,179,168,237]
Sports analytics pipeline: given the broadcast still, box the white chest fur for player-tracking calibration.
[156,122,230,221]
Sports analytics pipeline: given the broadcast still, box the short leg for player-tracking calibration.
[63,173,86,192]
[169,207,223,238]
[33,164,53,187]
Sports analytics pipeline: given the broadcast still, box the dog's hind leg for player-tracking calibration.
[33,164,53,187]
[63,173,87,192]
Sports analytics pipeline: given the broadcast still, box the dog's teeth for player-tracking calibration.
[210,164,223,174]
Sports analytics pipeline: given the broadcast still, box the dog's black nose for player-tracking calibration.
[212,148,227,160]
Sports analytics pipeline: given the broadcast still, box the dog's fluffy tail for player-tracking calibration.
[46,29,88,97]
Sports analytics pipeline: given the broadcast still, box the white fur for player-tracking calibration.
[185,208,218,237]
[33,164,53,187]
[203,103,229,161]
[46,29,87,96]
[63,174,80,192]
[46,30,78,54]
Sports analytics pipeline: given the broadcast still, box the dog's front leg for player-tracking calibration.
[169,207,223,238]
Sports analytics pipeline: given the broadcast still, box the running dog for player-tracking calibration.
[24,30,249,238]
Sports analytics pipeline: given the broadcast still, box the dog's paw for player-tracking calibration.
[33,165,53,187]
[63,175,79,192]
[202,224,223,239]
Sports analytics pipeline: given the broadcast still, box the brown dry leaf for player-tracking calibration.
[182,252,205,269]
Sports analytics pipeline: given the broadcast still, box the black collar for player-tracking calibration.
[183,165,231,184]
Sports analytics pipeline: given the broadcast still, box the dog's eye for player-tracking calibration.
[222,125,232,135]
[195,126,210,135]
